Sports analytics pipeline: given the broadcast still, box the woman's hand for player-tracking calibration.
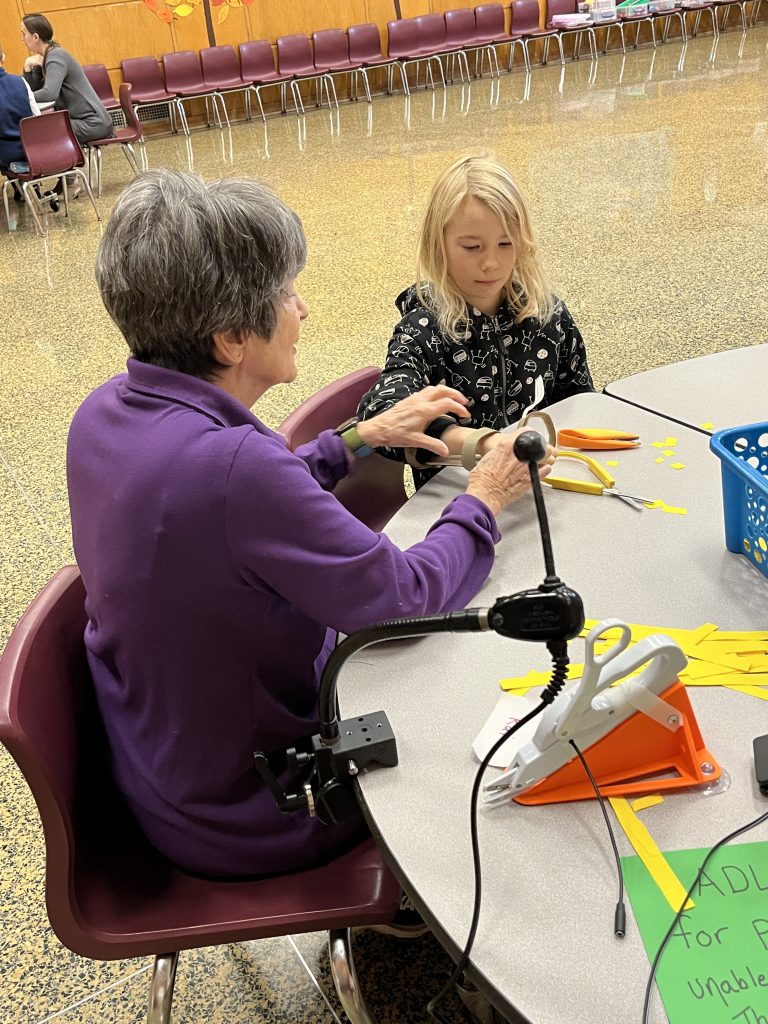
[355,385,470,456]
[24,54,44,72]
[465,429,555,517]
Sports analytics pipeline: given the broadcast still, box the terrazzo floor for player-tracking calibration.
[1,22,767,1023]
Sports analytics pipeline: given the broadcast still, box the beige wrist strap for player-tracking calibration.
[405,428,498,470]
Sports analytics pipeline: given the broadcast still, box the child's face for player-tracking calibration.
[444,197,516,317]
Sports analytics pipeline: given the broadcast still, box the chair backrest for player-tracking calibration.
[511,0,543,33]
[117,83,143,142]
[120,56,170,100]
[415,13,449,51]
[81,64,118,108]
[387,19,421,59]
[162,51,206,93]
[200,45,243,85]
[546,0,579,20]
[239,39,279,82]
[348,23,385,63]
[445,9,479,45]
[312,29,350,66]
[276,34,316,76]
[278,367,408,532]
[20,110,84,177]
[475,3,507,36]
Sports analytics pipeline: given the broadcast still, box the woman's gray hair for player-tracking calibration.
[95,170,307,379]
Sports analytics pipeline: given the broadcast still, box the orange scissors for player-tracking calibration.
[557,428,640,451]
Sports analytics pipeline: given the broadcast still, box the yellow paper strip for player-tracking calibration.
[609,797,694,911]
[631,795,664,812]
[660,503,687,515]
[729,684,768,701]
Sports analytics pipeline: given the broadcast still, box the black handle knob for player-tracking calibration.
[513,430,548,464]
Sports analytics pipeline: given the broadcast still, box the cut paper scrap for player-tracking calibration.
[606,460,619,467]
[643,499,688,514]
[699,421,714,429]
[655,458,665,464]
[663,437,678,447]
[670,462,686,470]
[662,450,676,457]
[609,797,694,911]
[631,794,664,812]
[651,442,666,449]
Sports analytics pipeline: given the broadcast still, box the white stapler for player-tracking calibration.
[483,618,690,807]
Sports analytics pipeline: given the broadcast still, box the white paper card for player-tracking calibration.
[472,693,542,768]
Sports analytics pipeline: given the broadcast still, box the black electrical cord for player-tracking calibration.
[427,641,570,1024]
[641,807,768,1024]
[569,739,626,938]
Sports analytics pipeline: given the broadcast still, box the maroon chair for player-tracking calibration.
[238,40,293,120]
[414,13,464,84]
[680,0,719,38]
[473,3,530,71]
[545,0,598,62]
[81,64,119,110]
[0,565,403,1024]
[507,0,561,69]
[445,8,500,77]
[200,45,251,122]
[312,29,369,102]
[83,83,144,198]
[387,18,431,93]
[2,110,99,235]
[121,56,181,134]
[163,51,228,133]
[278,367,408,533]
[348,22,408,95]
[276,34,336,113]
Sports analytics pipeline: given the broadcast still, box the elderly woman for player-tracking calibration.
[67,170,553,879]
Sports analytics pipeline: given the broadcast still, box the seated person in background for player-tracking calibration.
[358,154,594,487]
[0,42,39,173]
[21,12,112,198]
[67,169,555,879]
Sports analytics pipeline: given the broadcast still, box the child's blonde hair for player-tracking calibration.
[415,154,554,341]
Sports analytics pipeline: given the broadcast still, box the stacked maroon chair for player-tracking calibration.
[238,40,293,120]
[413,13,460,85]
[2,111,99,235]
[506,0,561,69]
[82,83,144,199]
[475,2,532,71]
[386,18,428,93]
[312,29,369,102]
[200,46,251,122]
[0,565,404,1024]
[348,22,408,95]
[545,0,598,63]
[680,0,718,38]
[121,56,181,134]
[162,51,228,133]
[445,9,498,77]
[276,34,336,113]
[81,64,119,111]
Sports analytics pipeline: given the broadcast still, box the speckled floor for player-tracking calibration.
[1,24,768,1024]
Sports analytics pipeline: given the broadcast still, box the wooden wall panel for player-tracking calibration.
[170,4,250,52]
[26,2,173,64]
[1,0,30,73]
[255,0,369,39]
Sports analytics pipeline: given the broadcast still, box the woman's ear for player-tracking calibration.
[212,329,247,367]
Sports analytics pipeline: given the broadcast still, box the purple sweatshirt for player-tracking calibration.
[66,359,500,876]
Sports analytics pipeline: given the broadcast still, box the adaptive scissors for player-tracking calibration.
[557,428,640,451]
[545,451,653,511]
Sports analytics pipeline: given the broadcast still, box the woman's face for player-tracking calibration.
[245,284,309,399]
[20,23,44,54]
[444,196,516,317]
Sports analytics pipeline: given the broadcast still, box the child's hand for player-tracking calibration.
[465,431,555,517]
[356,385,470,454]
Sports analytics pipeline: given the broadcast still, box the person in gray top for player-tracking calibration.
[21,14,112,145]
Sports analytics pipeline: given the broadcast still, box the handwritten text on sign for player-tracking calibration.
[622,841,768,1023]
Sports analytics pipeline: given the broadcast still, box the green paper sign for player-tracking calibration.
[622,841,768,1023]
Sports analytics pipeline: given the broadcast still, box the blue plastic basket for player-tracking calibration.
[710,421,768,578]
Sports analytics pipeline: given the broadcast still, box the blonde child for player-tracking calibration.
[358,154,593,486]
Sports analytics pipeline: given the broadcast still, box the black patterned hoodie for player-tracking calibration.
[358,284,594,482]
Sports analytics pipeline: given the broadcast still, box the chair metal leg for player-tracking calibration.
[360,68,372,103]
[175,99,190,136]
[72,167,100,221]
[2,180,11,231]
[21,182,45,235]
[147,952,179,1024]
[328,929,376,1024]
